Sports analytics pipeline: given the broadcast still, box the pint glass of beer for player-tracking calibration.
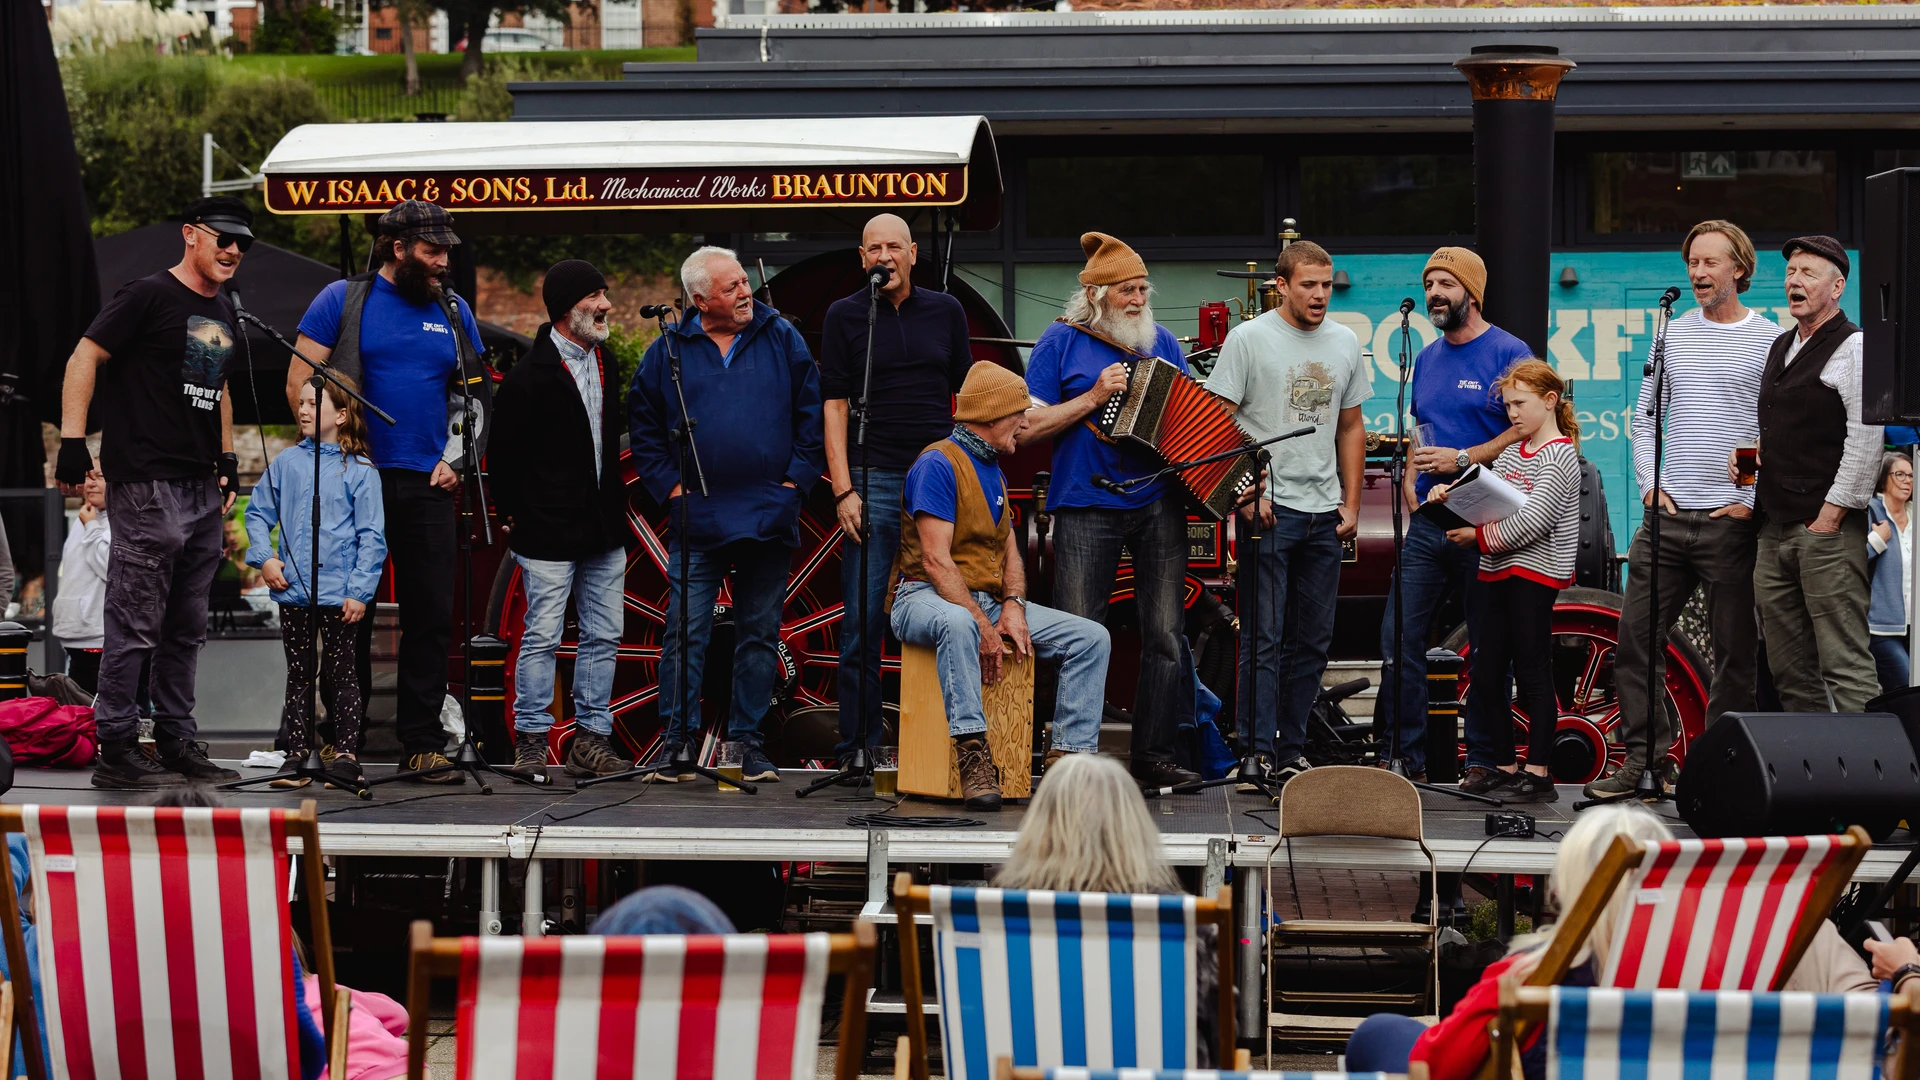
[873,746,899,796]
[1735,441,1759,487]
[717,742,745,792]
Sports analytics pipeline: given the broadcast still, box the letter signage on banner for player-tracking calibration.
[264,167,970,214]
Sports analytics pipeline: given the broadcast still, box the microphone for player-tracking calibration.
[1399,297,1417,316]
[1659,286,1682,308]
[1091,475,1126,495]
[638,304,676,319]
[228,289,253,325]
[866,264,893,288]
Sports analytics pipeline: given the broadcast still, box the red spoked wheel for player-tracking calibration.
[1440,587,1710,784]
[490,460,872,768]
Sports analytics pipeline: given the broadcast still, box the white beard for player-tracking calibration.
[567,307,611,346]
[1102,303,1158,353]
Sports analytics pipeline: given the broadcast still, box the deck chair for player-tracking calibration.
[1266,766,1438,1049]
[1490,980,1920,1080]
[0,801,342,1080]
[404,917,876,1079]
[1524,826,1872,990]
[892,871,1235,1080]
[998,1047,1355,1077]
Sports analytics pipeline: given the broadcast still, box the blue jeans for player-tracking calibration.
[1377,514,1504,773]
[513,547,626,736]
[657,537,791,747]
[889,581,1107,752]
[836,467,907,758]
[1238,506,1343,762]
[1051,497,1188,764]
[1873,635,1910,698]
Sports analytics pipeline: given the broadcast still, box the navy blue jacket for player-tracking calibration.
[627,301,825,549]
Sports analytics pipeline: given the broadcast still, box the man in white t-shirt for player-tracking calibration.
[1207,240,1369,788]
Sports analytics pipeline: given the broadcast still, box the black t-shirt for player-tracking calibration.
[83,271,234,481]
[818,286,973,471]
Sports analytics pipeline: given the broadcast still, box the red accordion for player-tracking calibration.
[1094,355,1259,521]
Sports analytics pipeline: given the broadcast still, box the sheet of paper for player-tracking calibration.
[1425,463,1527,527]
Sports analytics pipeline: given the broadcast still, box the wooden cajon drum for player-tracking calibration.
[897,640,1034,800]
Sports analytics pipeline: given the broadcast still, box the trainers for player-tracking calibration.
[1273,756,1313,786]
[1504,770,1559,803]
[513,730,550,775]
[1131,760,1201,790]
[157,739,240,782]
[406,751,466,784]
[954,736,1002,811]
[741,746,781,783]
[1235,754,1275,793]
[1581,763,1647,800]
[565,730,634,778]
[648,742,696,782]
[1458,765,1514,796]
[92,737,186,790]
[324,755,368,793]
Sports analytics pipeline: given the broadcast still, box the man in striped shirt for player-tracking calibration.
[1585,220,1777,800]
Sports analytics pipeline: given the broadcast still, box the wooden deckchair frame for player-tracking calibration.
[997,1057,1429,1079]
[1490,977,1920,1080]
[893,871,1236,1080]
[403,917,876,1080]
[0,800,341,1080]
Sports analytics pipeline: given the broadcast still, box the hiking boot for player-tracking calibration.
[1131,760,1200,791]
[1459,765,1514,796]
[157,739,240,782]
[324,756,368,794]
[92,737,186,790]
[648,742,696,782]
[565,730,633,778]
[406,751,466,784]
[1041,747,1080,775]
[513,730,551,776]
[1581,763,1648,800]
[741,745,781,783]
[1235,754,1275,793]
[954,736,1002,811]
[1504,770,1559,803]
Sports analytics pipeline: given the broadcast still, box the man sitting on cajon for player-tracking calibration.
[888,361,1111,810]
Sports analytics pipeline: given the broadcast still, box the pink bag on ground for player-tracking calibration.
[0,697,97,769]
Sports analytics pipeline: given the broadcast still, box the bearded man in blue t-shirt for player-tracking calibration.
[1019,232,1200,791]
[1380,246,1531,794]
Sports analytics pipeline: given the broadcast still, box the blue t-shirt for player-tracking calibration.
[904,441,1006,525]
[1408,324,1532,498]
[297,275,484,473]
[1025,320,1189,509]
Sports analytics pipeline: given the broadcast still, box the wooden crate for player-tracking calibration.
[897,641,1034,800]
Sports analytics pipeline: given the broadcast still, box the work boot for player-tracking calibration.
[513,730,550,775]
[1581,762,1648,800]
[157,738,240,782]
[92,737,186,790]
[954,736,1002,811]
[406,750,466,784]
[565,730,633,778]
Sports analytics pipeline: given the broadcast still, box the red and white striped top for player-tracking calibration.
[1477,436,1582,588]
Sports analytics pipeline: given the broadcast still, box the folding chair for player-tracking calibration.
[404,917,876,1079]
[1524,826,1872,990]
[0,801,343,1080]
[997,1058,1428,1080]
[1490,980,1920,1080]
[893,871,1236,1080]
[1266,766,1438,1049]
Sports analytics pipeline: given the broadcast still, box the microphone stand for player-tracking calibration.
[580,306,757,793]
[368,285,549,793]
[219,305,393,800]
[799,267,891,798]
[1576,291,1680,812]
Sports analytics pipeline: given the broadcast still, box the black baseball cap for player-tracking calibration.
[181,195,254,239]
[1782,235,1849,279]
[378,199,461,246]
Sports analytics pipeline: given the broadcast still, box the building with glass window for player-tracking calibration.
[512,5,1920,539]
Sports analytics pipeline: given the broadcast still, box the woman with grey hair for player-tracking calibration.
[1868,450,1914,695]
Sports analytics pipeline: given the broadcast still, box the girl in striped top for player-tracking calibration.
[1427,359,1582,802]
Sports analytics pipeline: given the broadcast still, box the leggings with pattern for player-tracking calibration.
[279,604,363,756]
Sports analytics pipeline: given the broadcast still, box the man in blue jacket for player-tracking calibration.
[628,246,825,783]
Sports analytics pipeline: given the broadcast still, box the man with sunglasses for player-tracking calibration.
[54,195,249,790]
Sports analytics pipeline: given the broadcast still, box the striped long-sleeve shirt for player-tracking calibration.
[1478,437,1583,587]
[1630,308,1776,510]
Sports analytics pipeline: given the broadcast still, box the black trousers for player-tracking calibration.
[374,468,456,756]
[1469,576,1560,769]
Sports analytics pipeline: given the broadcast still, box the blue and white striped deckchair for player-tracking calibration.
[893,873,1235,1080]
[1002,1069,1389,1080]
[1490,982,1920,1080]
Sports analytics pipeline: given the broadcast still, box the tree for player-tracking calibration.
[441,0,574,79]
[367,0,434,94]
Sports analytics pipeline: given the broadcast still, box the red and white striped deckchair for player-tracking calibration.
[405,918,876,1080]
[0,801,341,1080]
[1524,825,1871,992]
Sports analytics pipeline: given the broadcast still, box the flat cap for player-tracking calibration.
[378,199,461,246]
[1782,235,1848,278]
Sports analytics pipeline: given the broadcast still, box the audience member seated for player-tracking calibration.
[993,752,1218,1067]
[1344,805,1885,1080]
[591,884,737,936]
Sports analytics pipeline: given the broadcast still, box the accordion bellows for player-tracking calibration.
[1096,357,1259,521]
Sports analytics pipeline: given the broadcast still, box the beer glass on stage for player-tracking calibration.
[717,742,746,792]
[871,746,899,797]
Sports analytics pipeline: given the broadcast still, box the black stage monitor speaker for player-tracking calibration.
[1674,712,1919,842]
[1865,167,1920,424]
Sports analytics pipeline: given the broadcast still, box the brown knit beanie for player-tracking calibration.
[1079,232,1149,287]
[1423,246,1487,309]
[954,361,1031,423]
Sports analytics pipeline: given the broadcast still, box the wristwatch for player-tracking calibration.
[1893,963,1920,989]
[1455,450,1472,472]
[1004,595,1028,609]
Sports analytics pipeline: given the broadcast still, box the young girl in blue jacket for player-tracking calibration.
[246,377,386,791]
